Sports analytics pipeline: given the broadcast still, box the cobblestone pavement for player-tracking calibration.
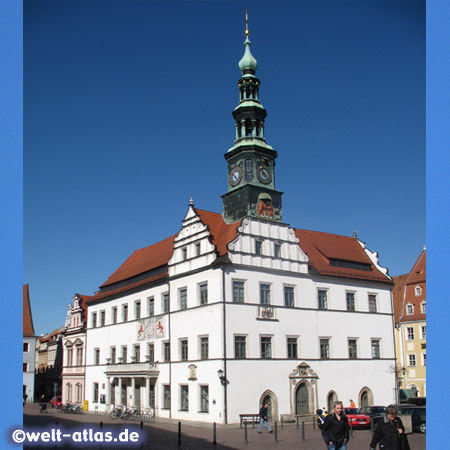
[22,404,426,450]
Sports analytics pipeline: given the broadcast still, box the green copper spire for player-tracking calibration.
[238,11,257,75]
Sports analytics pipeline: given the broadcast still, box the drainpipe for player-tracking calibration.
[222,268,228,424]
[168,281,172,419]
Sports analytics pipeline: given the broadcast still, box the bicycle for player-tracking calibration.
[110,406,125,420]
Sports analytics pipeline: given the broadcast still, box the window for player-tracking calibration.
[346,292,355,311]
[274,243,281,258]
[23,343,29,352]
[180,288,187,310]
[284,286,294,307]
[134,344,140,363]
[320,339,330,359]
[94,348,100,365]
[111,347,116,364]
[93,383,99,403]
[92,312,97,328]
[255,240,262,255]
[76,347,83,366]
[180,385,189,411]
[199,283,208,305]
[164,342,171,362]
[122,346,127,363]
[406,304,414,315]
[318,290,327,310]
[163,385,170,409]
[408,354,416,366]
[180,339,188,361]
[260,284,271,305]
[233,281,245,303]
[261,336,272,359]
[368,294,377,312]
[421,326,426,339]
[100,310,106,326]
[415,286,422,296]
[148,297,154,317]
[182,247,188,260]
[163,293,169,313]
[112,307,118,324]
[200,337,209,360]
[407,327,415,340]
[235,336,247,359]
[371,339,380,359]
[348,339,358,359]
[422,353,426,366]
[122,304,128,322]
[200,385,209,413]
[23,363,28,372]
[421,301,426,314]
[287,338,298,359]
[67,348,73,366]
[196,243,201,256]
[76,383,82,403]
[147,343,154,362]
[135,301,141,319]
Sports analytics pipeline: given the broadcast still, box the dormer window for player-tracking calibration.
[406,304,414,315]
[415,286,422,296]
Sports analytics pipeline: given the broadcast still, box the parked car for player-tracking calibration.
[397,405,426,433]
[360,405,387,421]
[50,396,63,408]
[343,408,371,429]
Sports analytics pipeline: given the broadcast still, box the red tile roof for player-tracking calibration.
[393,249,426,324]
[23,284,35,337]
[294,229,391,283]
[89,211,391,304]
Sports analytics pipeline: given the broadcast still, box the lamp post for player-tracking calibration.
[217,369,226,386]
[217,369,227,424]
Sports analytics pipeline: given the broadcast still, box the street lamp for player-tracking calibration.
[217,369,226,386]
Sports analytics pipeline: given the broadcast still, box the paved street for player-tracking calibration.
[22,404,425,450]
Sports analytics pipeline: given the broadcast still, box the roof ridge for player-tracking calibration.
[295,227,353,239]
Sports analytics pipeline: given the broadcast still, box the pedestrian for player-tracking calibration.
[257,402,273,434]
[349,399,356,408]
[369,405,410,450]
[321,400,350,450]
[23,392,28,406]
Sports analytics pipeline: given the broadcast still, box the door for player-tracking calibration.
[361,391,369,408]
[134,383,141,409]
[121,384,127,406]
[296,384,309,415]
[262,395,272,421]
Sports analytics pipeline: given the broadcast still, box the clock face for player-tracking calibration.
[229,166,242,186]
[257,165,272,184]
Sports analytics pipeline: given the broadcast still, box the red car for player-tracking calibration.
[344,408,371,429]
[50,396,62,408]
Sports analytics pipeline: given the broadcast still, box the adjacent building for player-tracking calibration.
[23,284,37,403]
[393,248,426,398]
[81,26,397,424]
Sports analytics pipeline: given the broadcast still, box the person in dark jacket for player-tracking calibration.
[370,405,410,450]
[257,402,273,433]
[321,400,350,450]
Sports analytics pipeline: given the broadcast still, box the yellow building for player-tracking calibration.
[393,248,426,399]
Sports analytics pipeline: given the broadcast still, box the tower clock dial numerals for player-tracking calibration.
[257,165,272,184]
[229,166,242,186]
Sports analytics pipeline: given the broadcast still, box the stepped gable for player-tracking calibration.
[195,209,240,256]
[294,228,391,283]
[23,284,35,337]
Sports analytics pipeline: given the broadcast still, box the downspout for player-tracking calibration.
[168,280,172,419]
[222,268,228,424]
[389,289,400,404]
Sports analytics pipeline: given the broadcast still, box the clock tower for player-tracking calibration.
[222,16,283,224]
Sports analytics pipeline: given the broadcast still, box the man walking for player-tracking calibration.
[257,402,273,433]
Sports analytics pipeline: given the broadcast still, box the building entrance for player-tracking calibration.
[295,384,309,415]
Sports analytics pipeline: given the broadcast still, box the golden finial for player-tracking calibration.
[245,10,250,37]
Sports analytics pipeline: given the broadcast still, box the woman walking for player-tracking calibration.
[321,400,350,450]
[370,405,410,450]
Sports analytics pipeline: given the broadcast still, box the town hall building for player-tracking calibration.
[78,23,397,424]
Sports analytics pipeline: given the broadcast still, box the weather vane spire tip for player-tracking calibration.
[245,10,250,37]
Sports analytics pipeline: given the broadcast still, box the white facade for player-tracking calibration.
[23,337,36,402]
[84,208,396,423]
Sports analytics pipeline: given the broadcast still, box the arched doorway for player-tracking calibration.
[295,383,309,415]
[259,390,278,422]
[327,391,338,413]
[358,387,374,408]
[409,385,419,397]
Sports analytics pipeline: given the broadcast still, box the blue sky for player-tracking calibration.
[24,0,425,336]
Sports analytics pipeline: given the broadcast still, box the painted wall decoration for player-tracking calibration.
[137,317,166,340]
